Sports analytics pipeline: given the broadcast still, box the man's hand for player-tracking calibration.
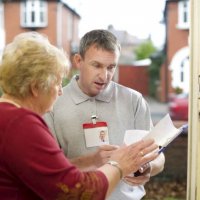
[122,152,165,186]
[92,145,119,168]
[123,163,151,186]
[70,145,119,171]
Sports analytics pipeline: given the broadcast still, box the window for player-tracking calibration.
[21,0,47,28]
[177,0,190,29]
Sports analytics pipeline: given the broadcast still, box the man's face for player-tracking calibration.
[99,131,106,141]
[75,44,120,97]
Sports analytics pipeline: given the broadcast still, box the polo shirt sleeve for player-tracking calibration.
[133,95,153,130]
[3,112,108,200]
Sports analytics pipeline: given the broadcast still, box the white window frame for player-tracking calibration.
[177,0,190,29]
[20,0,48,28]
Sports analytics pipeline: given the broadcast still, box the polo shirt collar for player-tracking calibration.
[69,75,114,104]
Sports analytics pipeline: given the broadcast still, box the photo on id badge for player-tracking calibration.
[84,125,109,147]
[99,130,107,143]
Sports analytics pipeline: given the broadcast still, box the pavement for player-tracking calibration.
[145,96,169,125]
[145,96,187,129]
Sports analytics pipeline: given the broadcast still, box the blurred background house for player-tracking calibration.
[108,25,151,96]
[0,0,190,103]
[0,0,80,58]
[0,0,190,198]
[159,0,189,102]
[0,0,158,98]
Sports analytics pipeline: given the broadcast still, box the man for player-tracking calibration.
[44,29,165,200]
[99,130,106,142]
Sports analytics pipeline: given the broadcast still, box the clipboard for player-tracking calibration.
[124,114,188,177]
[157,123,188,153]
[124,114,188,153]
[142,114,188,153]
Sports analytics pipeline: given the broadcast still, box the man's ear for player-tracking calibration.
[73,54,82,70]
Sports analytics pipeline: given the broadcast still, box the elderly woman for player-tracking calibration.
[0,32,158,200]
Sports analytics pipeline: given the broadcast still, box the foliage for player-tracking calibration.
[62,68,79,87]
[135,40,157,60]
[174,86,183,94]
[149,51,165,97]
[134,40,165,98]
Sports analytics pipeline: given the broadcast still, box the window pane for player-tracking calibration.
[40,12,44,22]
[178,1,189,29]
[31,11,35,22]
[21,0,47,27]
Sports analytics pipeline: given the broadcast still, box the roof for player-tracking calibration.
[60,0,81,19]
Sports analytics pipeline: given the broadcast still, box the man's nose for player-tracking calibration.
[99,68,108,80]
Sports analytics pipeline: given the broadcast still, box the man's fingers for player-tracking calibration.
[99,144,119,151]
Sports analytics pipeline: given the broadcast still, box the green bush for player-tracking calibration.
[149,51,165,97]
[134,40,165,98]
[135,40,157,60]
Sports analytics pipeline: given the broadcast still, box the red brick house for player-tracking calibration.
[1,0,80,56]
[159,0,189,102]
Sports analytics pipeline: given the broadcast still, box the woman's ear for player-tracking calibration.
[73,54,82,70]
[30,82,39,97]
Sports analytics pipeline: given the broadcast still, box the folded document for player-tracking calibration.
[124,114,187,152]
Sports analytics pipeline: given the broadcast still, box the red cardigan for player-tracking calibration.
[0,103,108,200]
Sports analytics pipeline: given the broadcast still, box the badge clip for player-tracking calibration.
[91,115,98,124]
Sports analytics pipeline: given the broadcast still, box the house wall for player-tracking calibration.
[118,65,149,96]
[61,6,80,55]
[159,1,189,102]
[3,1,79,57]
[4,1,57,45]
[4,1,21,43]
[167,2,189,62]
[43,1,57,45]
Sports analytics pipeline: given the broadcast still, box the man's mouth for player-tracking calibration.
[94,82,106,89]
[95,82,105,85]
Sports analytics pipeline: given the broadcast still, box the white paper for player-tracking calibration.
[124,114,182,148]
[124,130,149,145]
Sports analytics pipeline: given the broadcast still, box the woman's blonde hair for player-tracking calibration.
[0,32,70,98]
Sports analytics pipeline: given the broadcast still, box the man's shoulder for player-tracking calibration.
[62,83,71,93]
[112,81,142,98]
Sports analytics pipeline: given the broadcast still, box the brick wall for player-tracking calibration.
[3,1,80,56]
[159,1,189,102]
[118,65,149,96]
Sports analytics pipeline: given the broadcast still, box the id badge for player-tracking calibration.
[83,122,109,147]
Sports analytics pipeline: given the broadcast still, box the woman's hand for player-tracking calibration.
[109,139,158,177]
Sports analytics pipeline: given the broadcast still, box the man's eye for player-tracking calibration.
[108,66,116,71]
[92,63,101,68]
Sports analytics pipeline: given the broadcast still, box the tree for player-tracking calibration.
[134,40,164,98]
[135,40,157,60]
[149,51,165,97]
